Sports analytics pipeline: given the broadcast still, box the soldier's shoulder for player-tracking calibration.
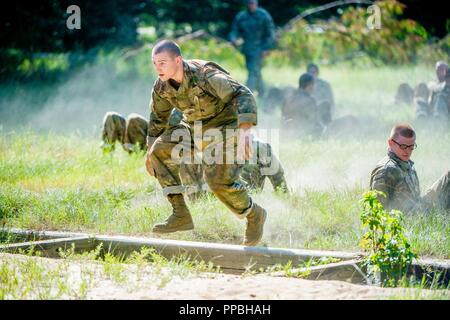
[256,8,273,19]
[152,78,168,94]
[187,59,230,80]
[235,10,248,21]
[372,156,401,176]
[428,80,445,93]
[317,77,331,87]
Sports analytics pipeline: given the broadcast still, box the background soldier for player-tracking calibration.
[229,0,275,96]
[101,112,148,153]
[432,67,450,125]
[428,61,448,108]
[241,138,288,193]
[100,110,208,197]
[307,63,335,124]
[146,40,267,246]
[282,73,325,138]
[370,123,450,214]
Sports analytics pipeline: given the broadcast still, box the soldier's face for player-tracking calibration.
[388,135,416,161]
[247,1,257,12]
[152,51,182,82]
[436,65,447,82]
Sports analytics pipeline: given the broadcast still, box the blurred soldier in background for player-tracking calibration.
[282,73,325,138]
[428,61,448,108]
[229,0,275,96]
[307,63,335,124]
[101,110,208,198]
[395,83,414,105]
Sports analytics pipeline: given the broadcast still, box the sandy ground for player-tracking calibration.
[1,253,448,300]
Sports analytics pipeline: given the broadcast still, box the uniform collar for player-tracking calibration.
[164,61,192,94]
[388,150,414,171]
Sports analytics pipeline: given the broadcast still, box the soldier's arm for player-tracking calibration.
[146,89,173,148]
[229,14,241,44]
[206,73,257,126]
[370,166,398,207]
[261,11,276,51]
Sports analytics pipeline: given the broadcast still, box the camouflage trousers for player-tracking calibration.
[179,140,289,194]
[245,52,264,96]
[101,112,148,152]
[422,170,450,211]
[149,123,253,216]
[101,112,205,194]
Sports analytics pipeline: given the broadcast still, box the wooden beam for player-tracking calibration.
[0,237,95,258]
[93,234,359,273]
[269,259,367,284]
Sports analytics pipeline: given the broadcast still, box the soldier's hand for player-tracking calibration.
[237,122,254,161]
[145,150,155,176]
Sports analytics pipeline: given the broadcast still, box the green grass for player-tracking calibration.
[0,244,221,299]
[0,65,449,260]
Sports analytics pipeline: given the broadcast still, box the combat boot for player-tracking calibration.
[152,194,194,233]
[242,203,267,246]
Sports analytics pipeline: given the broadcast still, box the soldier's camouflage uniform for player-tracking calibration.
[312,78,334,124]
[241,139,288,192]
[370,150,450,213]
[101,110,208,194]
[229,6,275,95]
[281,88,325,138]
[433,83,450,122]
[428,80,445,110]
[147,59,261,217]
[101,112,147,152]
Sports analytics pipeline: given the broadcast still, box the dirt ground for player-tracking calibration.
[1,253,448,300]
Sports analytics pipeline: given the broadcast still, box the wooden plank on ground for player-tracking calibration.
[0,237,95,258]
[93,235,360,272]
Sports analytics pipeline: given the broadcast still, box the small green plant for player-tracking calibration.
[359,191,417,287]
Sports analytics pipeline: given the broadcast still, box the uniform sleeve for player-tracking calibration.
[229,14,241,43]
[261,11,276,51]
[206,72,258,126]
[325,81,335,108]
[146,89,173,148]
[433,91,449,118]
[257,141,288,193]
[370,166,398,206]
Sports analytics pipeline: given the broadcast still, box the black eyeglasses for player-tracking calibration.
[392,139,417,150]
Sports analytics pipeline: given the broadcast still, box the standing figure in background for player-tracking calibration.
[229,0,275,96]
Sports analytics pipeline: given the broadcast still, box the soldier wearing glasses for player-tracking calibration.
[370,123,450,213]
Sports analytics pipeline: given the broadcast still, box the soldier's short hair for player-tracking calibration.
[436,60,448,69]
[152,40,182,57]
[299,73,314,89]
[306,63,319,74]
[390,123,416,140]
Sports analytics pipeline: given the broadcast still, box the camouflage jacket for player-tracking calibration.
[427,80,445,109]
[147,60,258,147]
[282,88,324,136]
[370,150,422,213]
[433,84,450,119]
[229,8,275,55]
[241,140,288,192]
[312,78,335,110]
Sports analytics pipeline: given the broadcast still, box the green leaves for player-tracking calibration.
[359,190,417,286]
